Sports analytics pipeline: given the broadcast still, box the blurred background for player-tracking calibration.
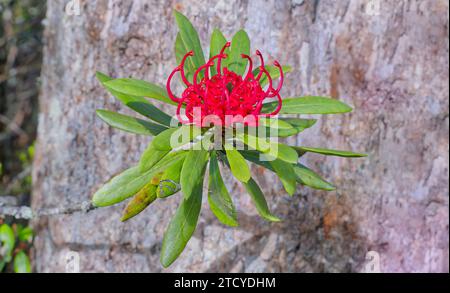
[0,0,45,273]
[1,0,449,273]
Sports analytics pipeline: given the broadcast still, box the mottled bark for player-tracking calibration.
[32,0,449,272]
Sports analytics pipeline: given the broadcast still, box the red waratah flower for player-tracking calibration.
[166,42,284,127]
[93,10,364,269]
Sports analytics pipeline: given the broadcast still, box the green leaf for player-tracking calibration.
[218,152,279,222]
[96,72,173,127]
[225,30,250,76]
[208,152,238,227]
[174,10,205,80]
[152,127,180,151]
[18,227,33,243]
[160,168,205,268]
[276,143,299,164]
[243,178,281,222]
[266,118,317,137]
[240,150,297,196]
[235,132,298,164]
[96,110,168,136]
[92,151,187,207]
[209,29,228,74]
[180,149,209,200]
[175,33,196,83]
[262,96,353,114]
[240,150,335,192]
[95,71,114,84]
[280,118,317,131]
[259,117,293,130]
[92,166,145,207]
[270,159,297,196]
[253,65,293,88]
[157,158,184,198]
[0,224,15,262]
[174,125,203,149]
[250,126,300,138]
[235,132,270,152]
[153,125,201,151]
[104,78,175,105]
[139,143,170,173]
[121,183,157,222]
[13,251,31,273]
[239,150,272,170]
[225,148,250,183]
[294,146,367,158]
[293,164,336,191]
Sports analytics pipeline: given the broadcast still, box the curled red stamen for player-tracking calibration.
[217,42,231,75]
[176,97,191,124]
[192,54,225,92]
[263,93,282,117]
[255,50,265,80]
[241,54,253,81]
[166,66,182,103]
[268,61,284,97]
[167,47,283,126]
[180,51,194,87]
[259,66,274,95]
[224,80,231,107]
[193,62,211,92]
[206,54,227,79]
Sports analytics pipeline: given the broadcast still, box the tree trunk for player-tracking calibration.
[32,0,449,272]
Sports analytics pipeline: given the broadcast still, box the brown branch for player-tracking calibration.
[0,198,98,220]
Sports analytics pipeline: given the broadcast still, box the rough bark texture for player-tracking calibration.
[32,0,449,272]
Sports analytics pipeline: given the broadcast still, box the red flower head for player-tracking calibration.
[166,42,284,127]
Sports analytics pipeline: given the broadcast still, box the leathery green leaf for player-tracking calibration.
[121,183,157,222]
[240,150,335,192]
[225,30,250,76]
[280,118,317,132]
[294,146,367,158]
[92,166,147,208]
[209,29,229,74]
[157,158,184,198]
[139,142,170,173]
[104,78,175,105]
[96,110,167,136]
[92,151,187,207]
[152,127,179,151]
[276,143,299,164]
[239,150,272,170]
[174,10,205,80]
[180,149,209,200]
[293,164,336,191]
[160,167,205,268]
[253,65,293,88]
[153,125,201,151]
[253,118,316,138]
[235,132,298,164]
[175,33,195,83]
[218,152,280,222]
[262,96,353,115]
[270,159,297,196]
[225,148,250,183]
[96,72,173,126]
[208,152,238,227]
[259,117,293,130]
[243,178,281,222]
